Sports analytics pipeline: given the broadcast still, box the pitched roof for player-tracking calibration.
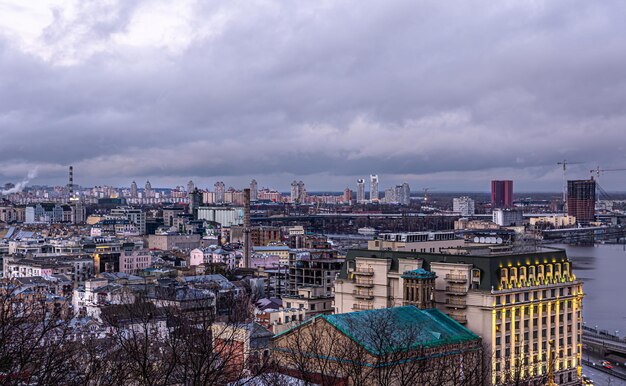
[321,306,478,355]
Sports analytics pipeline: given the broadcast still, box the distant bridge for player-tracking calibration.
[583,326,626,357]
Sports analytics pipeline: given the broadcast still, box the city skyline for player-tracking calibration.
[1,2,626,191]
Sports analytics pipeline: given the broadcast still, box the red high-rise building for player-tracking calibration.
[491,180,513,208]
[567,179,596,224]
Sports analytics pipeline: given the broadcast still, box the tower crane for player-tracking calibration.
[589,166,626,204]
[590,166,626,178]
[556,160,582,213]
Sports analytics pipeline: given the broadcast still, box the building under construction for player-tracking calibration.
[567,178,596,224]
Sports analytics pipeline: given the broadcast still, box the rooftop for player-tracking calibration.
[322,306,478,355]
[342,247,570,291]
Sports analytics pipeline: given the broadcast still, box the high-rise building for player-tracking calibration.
[567,179,596,224]
[297,181,306,203]
[130,181,138,198]
[144,181,153,199]
[491,180,513,208]
[383,187,396,203]
[369,174,379,202]
[356,179,366,203]
[343,188,352,204]
[290,181,306,203]
[290,181,298,203]
[214,181,225,204]
[250,179,258,201]
[453,196,475,216]
[187,180,195,193]
[401,182,410,205]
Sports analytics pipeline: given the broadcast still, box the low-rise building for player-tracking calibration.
[271,306,484,386]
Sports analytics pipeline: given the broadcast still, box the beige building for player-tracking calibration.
[335,247,584,386]
[334,256,422,312]
[368,231,465,253]
[147,233,201,250]
[529,215,577,228]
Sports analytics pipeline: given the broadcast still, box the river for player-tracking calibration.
[552,243,626,335]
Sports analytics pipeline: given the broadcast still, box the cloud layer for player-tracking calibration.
[1,0,626,191]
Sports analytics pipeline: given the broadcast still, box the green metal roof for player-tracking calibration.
[321,306,478,356]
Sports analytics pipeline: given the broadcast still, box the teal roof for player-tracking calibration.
[401,268,436,279]
[321,306,478,356]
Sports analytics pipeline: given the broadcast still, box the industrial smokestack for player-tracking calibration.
[68,166,74,201]
[244,188,251,269]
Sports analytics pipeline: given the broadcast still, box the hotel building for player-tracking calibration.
[334,246,584,385]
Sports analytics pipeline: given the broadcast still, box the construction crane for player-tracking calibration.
[590,166,626,178]
[556,160,582,212]
[589,166,626,204]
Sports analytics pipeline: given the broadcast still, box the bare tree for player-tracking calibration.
[0,283,81,386]
[273,309,487,386]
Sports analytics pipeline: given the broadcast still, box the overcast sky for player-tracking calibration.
[1,0,626,192]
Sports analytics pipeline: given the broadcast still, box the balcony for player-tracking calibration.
[445,299,467,309]
[353,290,374,300]
[445,286,467,295]
[353,303,374,311]
[355,279,374,288]
[445,274,468,283]
[354,268,374,276]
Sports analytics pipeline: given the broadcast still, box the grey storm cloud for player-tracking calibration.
[1,0,626,191]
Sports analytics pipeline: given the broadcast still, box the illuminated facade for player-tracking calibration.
[336,247,584,386]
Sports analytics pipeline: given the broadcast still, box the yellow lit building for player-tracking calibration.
[335,246,584,386]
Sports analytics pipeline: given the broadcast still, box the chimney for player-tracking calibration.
[244,188,251,268]
[68,166,74,200]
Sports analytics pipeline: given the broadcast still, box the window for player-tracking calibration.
[311,304,316,310]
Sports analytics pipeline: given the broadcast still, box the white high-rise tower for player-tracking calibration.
[369,174,379,202]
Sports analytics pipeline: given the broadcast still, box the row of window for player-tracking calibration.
[496,286,581,305]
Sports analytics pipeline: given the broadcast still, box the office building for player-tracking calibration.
[335,247,584,386]
[491,180,513,208]
[567,179,596,224]
[369,174,379,202]
[130,181,138,198]
[453,196,475,216]
[356,179,366,203]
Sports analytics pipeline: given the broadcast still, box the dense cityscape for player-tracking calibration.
[3,1,626,385]
[0,167,625,385]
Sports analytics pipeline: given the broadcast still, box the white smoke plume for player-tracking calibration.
[1,168,39,194]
